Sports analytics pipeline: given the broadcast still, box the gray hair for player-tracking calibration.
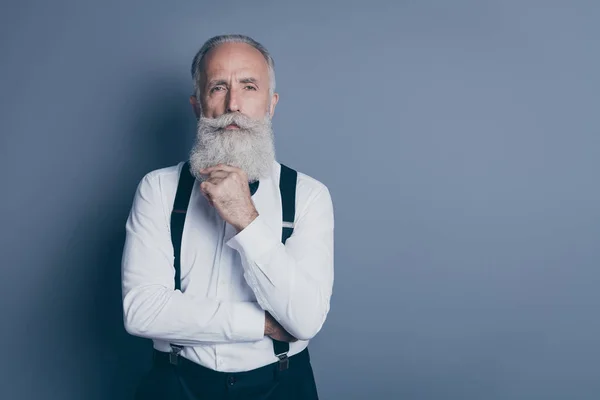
[191,34,276,100]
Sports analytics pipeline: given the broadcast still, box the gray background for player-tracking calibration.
[1,0,598,399]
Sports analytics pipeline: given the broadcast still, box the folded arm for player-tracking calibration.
[227,184,335,341]
[121,172,265,346]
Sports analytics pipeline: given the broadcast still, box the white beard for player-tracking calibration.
[189,112,276,183]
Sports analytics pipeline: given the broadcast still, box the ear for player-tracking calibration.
[189,95,201,119]
[268,92,279,117]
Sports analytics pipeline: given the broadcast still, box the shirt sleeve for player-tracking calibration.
[226,184,334,341]
[121,172,265,346]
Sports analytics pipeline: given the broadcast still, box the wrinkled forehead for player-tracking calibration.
[200,42,269,84]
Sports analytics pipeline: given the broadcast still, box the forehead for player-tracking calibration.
[201,42,269,80]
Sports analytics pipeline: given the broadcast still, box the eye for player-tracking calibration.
[210,86,225,93]
[245,85,257,91]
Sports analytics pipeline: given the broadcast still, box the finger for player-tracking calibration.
[207,177,225,185]
[200,187,212,203]
[205,170,229,179]
[200,180,216,194]
[202,180,225,200]
[209,169,231,178]
[201,164,246,180]
[199,164,240,174]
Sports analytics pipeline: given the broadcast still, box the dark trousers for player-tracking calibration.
[135,348,319,400]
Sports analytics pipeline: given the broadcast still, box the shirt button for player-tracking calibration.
[228,376,236,386]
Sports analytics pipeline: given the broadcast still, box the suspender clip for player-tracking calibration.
[276,352,289,371]
[169,345,183,365]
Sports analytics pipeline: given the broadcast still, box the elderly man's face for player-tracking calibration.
[191,42,278,121]
[188,42,279,182]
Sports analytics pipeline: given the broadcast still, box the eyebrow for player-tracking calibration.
[207,77,260,87]
[239,77,259,85]
[208,79,228,87]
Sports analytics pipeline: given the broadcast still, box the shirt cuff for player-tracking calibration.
[229,302,266,341]
[226,214,280,263]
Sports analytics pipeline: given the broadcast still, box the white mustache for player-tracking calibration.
[199,113,263,131]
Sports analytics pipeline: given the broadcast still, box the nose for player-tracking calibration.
[226,87,240,113]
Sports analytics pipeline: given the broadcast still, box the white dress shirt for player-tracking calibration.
[121,160,334,372]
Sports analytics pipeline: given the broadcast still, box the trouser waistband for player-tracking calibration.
[153,348,310,388]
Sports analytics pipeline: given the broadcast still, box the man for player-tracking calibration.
[121,34,334,399]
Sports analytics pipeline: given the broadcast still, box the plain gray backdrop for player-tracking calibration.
[1,0,599,399]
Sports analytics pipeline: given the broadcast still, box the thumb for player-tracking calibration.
[200,182,214,206]
[200,180,215,192]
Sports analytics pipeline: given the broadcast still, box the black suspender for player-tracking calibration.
[272,163,297,370]
[168,161,298,370]
[165,161,196,364]
[170,162,196,291]
[279,164,296,244]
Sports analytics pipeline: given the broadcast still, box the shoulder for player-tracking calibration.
[297,169,329,196]
[138,161,185,192]
[133,162,186,213]
[141,161,184,185]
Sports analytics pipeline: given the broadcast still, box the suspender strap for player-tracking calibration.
[272,163,298,370]
[168,162,298,370]
[167,161,194,364]
[279,163,297,244]
[171,161,195,292]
